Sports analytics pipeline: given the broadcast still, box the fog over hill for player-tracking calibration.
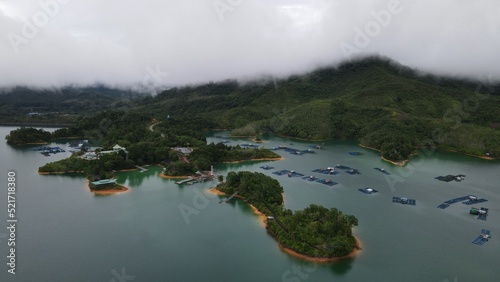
[1,0,499,89]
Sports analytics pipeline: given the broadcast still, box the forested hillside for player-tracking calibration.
[132,56,500,161]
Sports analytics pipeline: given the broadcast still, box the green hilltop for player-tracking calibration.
[135,56,500,162]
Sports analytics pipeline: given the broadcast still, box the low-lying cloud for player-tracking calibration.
[1,0,499,89]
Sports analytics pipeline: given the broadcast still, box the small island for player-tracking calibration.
[215,171,359,261]
[5,127,51,145]
[89,178,129,195]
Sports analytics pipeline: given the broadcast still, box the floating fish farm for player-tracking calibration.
[392,197,416,205]
[435,174,466,182]
[472,229,491,246]
[312,168,340,175]
[358,187,378,194]
[374,168,391,175]
[470,207,489,221]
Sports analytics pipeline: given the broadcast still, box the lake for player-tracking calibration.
[0,127,499,282]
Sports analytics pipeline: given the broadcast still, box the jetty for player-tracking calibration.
[135,165,148,172]
[472,229,491,246]
[435,174,466,182]
[374,167,391,175]
[392,196,416,205]
[220,191,239,203]
[359,187,378,194]
[175,178,194,185]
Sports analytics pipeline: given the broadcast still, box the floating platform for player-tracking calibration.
[435,174,466,182]
[345,168,361,175]
[335,164,351,170]
[272,170,304,177]
[348,151,361,155]
[259,165,274,170]
[309,145,321,149]
[374,168,391,175]
[392,197,416,205]
[33,146,66,154]
[463,198,488,205]
[437,195,487,209]
[358,187,378,194]
[472,229,491,246]
[316,179,338,186]
[302,175,318,181]
[437,203,450,209]
[312,168,340,175]
[470,207,489,221]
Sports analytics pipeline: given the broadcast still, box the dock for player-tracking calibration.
[437,195,470,209]
[472,229,491,246]
[219,191,239,203]
[359,187,378,194]
[135,165,148,172]
[374,168,391,175]
[175,178,194,185]
[392,197,416,205]
[33,146,65,155]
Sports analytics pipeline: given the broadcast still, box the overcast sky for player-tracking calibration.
[1,0,499,89]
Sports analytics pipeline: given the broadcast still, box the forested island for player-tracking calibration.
[5,127,52,145]
[215,171,359,260]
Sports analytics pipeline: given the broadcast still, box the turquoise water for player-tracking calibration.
[0,127,499,282]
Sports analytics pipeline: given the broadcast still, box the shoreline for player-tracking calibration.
[223,157,284,164]
[38,170,85,175]
[358,144,408,167]
[159,174,192,179]
[438,147,497,161]
[208,187,360,262]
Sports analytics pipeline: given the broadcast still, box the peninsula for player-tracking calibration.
[214,171,359,261]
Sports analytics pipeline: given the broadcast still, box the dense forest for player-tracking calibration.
[217,171,358,258]
[35,111,279,178]
[0,85,142,125]
[5,56,500,162]
[134,56,500,161]
[5,127,52,144]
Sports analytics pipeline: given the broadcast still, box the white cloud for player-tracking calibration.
[0,0,499,89]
